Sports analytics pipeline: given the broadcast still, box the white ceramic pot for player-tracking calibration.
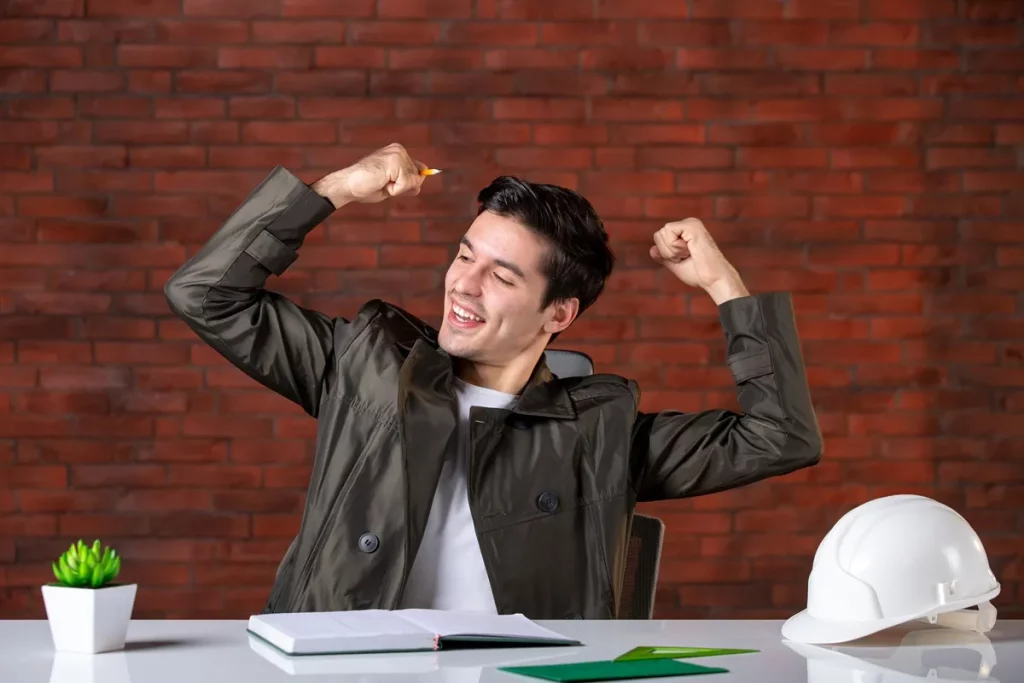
[41,583,137,654]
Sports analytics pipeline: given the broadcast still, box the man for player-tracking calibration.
[165,143,822,619]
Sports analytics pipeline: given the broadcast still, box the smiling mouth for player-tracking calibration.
[452,303,485,323]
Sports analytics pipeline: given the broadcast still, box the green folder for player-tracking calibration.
[498,658,728,681]
[615,646,759,661]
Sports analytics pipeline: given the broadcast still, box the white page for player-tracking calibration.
[253,609,428,639]
[397,609,575,642]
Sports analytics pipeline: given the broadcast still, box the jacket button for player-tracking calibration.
[358,533,379,553]
[510,417,529,430]
[566,612,582,619]
[537,492,559,513]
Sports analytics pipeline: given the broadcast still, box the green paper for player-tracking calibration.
[615,646,759,662]
[499,658,728,682]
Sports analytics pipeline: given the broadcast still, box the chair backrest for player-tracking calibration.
[544,349,594,379]
[619,513,665,619]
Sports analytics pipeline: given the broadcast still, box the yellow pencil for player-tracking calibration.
[420,168,442,176]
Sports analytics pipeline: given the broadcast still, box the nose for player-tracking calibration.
[453,263,484,298]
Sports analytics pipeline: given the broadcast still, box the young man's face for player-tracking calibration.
[437,211,576,366]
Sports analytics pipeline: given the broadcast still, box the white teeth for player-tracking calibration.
[453,304,483,322]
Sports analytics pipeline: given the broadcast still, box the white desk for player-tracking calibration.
[2,618,1022,682]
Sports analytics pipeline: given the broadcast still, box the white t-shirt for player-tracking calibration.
[398,377,517,613]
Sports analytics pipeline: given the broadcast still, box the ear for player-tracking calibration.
[543,298,579,336]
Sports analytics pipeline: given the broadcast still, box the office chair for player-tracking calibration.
[544,349,666,619]
[618,513,665,619]
[543,349,595,378]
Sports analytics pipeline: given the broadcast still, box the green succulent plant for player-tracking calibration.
[52,539,121,588]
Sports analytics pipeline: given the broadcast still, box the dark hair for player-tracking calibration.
[476,176,615,319]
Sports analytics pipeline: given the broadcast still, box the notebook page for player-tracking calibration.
[398,609,574,642]
[326,610,429,638]
[254,609,427,639]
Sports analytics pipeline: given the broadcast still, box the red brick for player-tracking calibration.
[251,20,346,43]
[118,45,215,68]
[153,98,225,119]
[732,21,828,45]
[130,70,173,94]
[703,73,820,97]
[541,21,636,45]
[447,22,537,45]
[220,47,313,69]
[483,49,577,69]
[181,0,276,16]
[0,19,55,41]
[175,70,272,94]
[87,0,178,14]
[0,147,32,170]
[678,47,771,70]
[495,147,592,169]
[391,47,481,69]
[496,0,590,19]
[927,147,1016,170]
[0,46,82,68]
[262,464,313,487]
[580,171,675,196]
[509,71,607,96]
[0,72,47,98]
[228,96,295,119]
[738,148,828,168]
[17,342,91,365]
[867,0,955,18]
[8,97,76,119]
[349,20,441,44]
[55,268,148,290]
[776,48,868,70]
[0,172,53,193]
[0,465,67,488]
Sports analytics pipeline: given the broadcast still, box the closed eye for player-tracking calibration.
[494,273,513,286]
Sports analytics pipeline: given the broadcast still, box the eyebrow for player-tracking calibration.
[460,237,526,280]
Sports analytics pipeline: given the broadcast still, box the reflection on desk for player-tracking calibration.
[248,633,571,679]
[785,625,1002,683]
[1,618,1022,683]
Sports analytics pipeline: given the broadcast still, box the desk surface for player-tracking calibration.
[2,618,1022,682]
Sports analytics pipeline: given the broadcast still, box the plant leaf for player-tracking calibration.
[90,562,104,588]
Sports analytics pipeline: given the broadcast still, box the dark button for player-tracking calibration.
[358,533,379,553]
[509,417,529,430]
[566,612,583,620]
[537,492,559,513]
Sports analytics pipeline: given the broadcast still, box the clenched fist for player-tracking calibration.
[313,143,428,208]
[650,218,750,305]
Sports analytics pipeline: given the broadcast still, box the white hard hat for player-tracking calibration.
[782,494,1001,645]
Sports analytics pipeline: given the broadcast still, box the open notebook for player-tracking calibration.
[247,609,583,656]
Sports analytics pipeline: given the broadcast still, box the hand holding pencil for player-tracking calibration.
[311,143,439,209]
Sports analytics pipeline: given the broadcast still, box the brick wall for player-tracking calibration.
[1,0,1022,620]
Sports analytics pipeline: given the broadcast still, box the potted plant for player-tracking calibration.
[41,539,136,653]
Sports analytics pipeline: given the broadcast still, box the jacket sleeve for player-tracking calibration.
[630,292,823,501]
[164,165,339,418]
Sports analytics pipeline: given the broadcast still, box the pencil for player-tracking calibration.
[420,168,442,176]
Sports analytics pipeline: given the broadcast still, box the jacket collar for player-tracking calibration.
[403,338,576,420]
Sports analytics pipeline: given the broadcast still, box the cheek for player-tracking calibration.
[443,264,457,291]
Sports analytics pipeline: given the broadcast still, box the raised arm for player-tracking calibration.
[630,219,822,501]
[164,143,427,417]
